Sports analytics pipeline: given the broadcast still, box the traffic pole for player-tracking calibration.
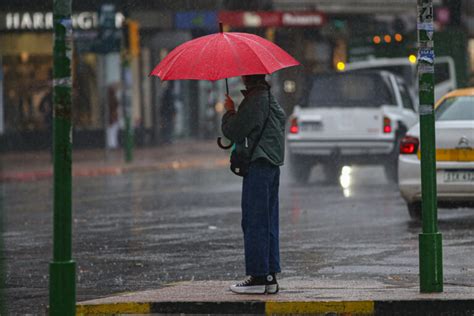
[122,18,133,163]
[417,0,443,293]
[49,0,76,314]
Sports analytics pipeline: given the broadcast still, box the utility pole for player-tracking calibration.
[417,0,443,293]
[122,16,134,163]
[49,0,76,314]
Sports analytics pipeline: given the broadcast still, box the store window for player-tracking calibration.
[2,54,53,132]
[1,33,102,134]
[73,53,101,129]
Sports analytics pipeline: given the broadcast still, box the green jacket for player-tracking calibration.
[221,85,286,166]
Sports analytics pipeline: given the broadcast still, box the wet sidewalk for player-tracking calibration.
[0,140,229,182]
[77,278,474,315]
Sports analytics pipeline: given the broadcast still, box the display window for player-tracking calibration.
[2,54,52,132]
[1,33,102,134]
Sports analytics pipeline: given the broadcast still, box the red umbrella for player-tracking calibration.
[150,24,300,91]
[150,24,299,149]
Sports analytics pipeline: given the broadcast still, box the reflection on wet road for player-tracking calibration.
[4,165,474,314]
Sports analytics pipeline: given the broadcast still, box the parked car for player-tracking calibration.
[287,71,418,183]
[398,88,474,220]
[345,56,457,103]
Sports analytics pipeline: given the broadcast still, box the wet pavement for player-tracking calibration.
[2,149,474,314]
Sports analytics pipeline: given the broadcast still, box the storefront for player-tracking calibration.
[134,10,188,143]
[0,6,221,150]
[0,10,125,150]
[141,10,223,142]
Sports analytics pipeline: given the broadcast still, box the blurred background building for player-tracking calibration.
[0,0,471,151]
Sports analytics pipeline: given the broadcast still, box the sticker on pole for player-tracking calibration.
[59,18,73,61]
[53,77,72,88]
[418,64,434,75]
[417,22,434,32]
[418,4,433,22]
[419,104,433,116]
[426,31,434,41]
[418,48,435,64]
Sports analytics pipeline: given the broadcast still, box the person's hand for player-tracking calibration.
[224,94,235,111]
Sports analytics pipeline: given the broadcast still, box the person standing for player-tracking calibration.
[106,86,120,149]
[221,74,286,294]
[160,82,176,144]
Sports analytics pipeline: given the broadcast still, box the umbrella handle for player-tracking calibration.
[217,137,233,149]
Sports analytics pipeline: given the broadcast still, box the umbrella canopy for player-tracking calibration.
[150,31,300,81]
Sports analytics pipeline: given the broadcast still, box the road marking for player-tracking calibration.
[265,301,374,315]
[76,302,151,315]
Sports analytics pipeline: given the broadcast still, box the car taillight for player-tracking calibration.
[400,136,419,154]
[290,117,299,134]
[383,116,392,134]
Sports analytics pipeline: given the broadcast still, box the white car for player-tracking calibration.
[287,71,418,183]
[398,88,474,220]
[345,56,457,103]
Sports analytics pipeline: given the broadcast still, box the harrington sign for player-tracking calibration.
[2,11,125,30]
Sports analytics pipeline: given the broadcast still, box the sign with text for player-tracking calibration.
[218,11,326,28]
[1,11,124,31]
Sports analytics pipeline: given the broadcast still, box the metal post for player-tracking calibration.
[122,19,133,162]
[49,0,76,314]
[417,0,443,293]
[102,55,110,158]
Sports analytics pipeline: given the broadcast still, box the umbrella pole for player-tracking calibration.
[225,78,229,95]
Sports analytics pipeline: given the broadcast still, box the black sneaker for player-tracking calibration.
[230,276,266,294]
[266,273,279,294]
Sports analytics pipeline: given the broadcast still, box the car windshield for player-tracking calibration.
[304,73,396,108]
[361,65,414,86]
[435,96,474,121]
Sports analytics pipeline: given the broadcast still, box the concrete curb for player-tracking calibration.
[76,280,474,315]
[76,299,474,315]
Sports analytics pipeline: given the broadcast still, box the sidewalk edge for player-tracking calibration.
[76,299,474,315]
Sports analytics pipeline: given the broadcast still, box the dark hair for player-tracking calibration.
[243,74,266,85]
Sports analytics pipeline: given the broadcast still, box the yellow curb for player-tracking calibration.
[265,301,375,315]
[76,302,151,315]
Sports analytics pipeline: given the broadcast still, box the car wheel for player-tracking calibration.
[289,154,312,184]
[407,202,422,221]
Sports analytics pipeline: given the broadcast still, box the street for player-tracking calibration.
[3,160,474,314]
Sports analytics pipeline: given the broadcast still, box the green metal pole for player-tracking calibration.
[49,0,76,314]
[417,0,443,293]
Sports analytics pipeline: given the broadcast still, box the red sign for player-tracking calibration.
[218,11,326,28]
[281,12,326,27]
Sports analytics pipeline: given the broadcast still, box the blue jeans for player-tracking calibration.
[241,159,281,276]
